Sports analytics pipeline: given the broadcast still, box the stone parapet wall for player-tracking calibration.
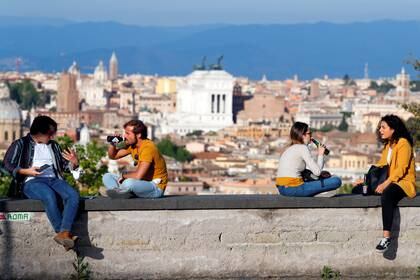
[1,196,420,279]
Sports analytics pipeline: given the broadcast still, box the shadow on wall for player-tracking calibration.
[72,202,104,260]
[383,208,400,260]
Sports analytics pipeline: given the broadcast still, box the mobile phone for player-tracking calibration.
[38,164,51,172]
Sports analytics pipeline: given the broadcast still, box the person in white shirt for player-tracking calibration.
[276,122,342,196]
[4,116,80,250]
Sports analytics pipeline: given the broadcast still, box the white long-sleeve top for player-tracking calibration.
[276,144,324,179]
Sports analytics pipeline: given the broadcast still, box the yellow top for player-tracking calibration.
[376,138,417,198]
[127,139,168,190]
[275,177,304,187]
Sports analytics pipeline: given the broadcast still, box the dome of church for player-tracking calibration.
[94,60,107,82]
[68,61,80,75]
[0,83,21,121]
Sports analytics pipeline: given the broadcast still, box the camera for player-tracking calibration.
[107,136,124,144]
[107,135,127,149]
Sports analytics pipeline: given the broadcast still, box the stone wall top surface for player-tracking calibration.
[1,194,420,212]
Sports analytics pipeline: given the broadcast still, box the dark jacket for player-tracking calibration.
[3,133,71,197]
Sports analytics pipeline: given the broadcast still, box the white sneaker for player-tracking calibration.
[106,188,134,199]
[98,186,108,197]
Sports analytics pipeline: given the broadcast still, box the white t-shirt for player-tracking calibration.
[277,144,324,178]
[25,143,56,182]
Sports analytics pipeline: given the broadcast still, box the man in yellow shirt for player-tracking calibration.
[102,120,168,198]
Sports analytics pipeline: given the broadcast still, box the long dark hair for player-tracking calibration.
[377,114,414,147]
[290,122,309,145]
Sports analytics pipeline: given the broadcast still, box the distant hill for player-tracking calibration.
[0,17,419,79]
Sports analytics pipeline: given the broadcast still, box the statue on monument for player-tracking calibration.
[210,55,224,70]
[193,56,207,71]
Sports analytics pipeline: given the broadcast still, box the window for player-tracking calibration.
[4,131,8,141]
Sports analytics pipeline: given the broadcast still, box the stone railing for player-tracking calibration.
[1,195,420,279]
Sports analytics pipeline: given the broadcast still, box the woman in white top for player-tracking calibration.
[276,122,342,196]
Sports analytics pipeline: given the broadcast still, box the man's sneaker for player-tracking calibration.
[106,188,134,199]
[98,186,109,197]
[375,237,391,253]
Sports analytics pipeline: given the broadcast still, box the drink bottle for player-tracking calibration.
[311,138,330,155]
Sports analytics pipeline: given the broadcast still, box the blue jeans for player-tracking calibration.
[23,177,79,233]
[277,176,342,197]
[102,173,163,198]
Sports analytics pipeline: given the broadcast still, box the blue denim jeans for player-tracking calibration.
[23,177,79,233]
[102,173,163,198]
[277,176,342,197]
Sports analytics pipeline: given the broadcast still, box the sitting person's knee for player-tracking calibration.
[120,178,136,190]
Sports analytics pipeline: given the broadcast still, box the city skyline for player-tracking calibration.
[1,0,420,26]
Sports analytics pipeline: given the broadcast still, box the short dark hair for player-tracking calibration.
[377,114,414,147]
[30,115,57,135]
[290,121,309,145]
[124,119,148,139]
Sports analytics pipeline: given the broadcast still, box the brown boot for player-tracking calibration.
[63,234,79,251]
[53,231,75,249]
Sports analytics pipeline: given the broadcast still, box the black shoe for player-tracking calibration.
[375,237,391,253]
[106,189,134,199]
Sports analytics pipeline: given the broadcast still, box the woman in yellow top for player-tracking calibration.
[370,115,416,253]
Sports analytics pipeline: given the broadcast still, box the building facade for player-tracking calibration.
[160,69,234,135]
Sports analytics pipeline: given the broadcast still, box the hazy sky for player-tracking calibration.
[1,0,420,26]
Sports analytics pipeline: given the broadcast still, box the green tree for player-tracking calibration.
[368,81,379,90]
[409,80,420,91]
[56,136,107,196]
[377,81,395,94]
[0,164,12,197]
[337,114,349,132]
[402,103,420,150]
[8,80,40,109]
[337,112,352,132]
[342,74,350,85]
[319,124,336,133]
[157,138,177,158]
[157,138,193,162]
[186,130,204,137]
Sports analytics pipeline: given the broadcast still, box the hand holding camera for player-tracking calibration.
[107,135,127,149]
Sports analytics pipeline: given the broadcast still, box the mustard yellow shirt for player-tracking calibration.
[377,138,417,198]
[127,139,168,191]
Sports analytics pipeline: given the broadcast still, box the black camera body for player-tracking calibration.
[107,136,124,144]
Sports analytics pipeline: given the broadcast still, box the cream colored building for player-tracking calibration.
[155,78,177,95]
[326,151,375,181]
